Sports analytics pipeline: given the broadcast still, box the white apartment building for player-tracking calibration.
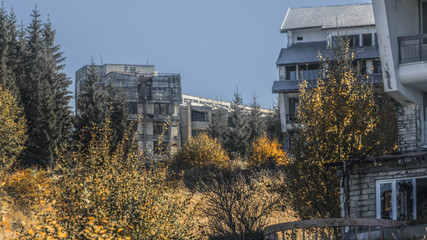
[272,4,382,149]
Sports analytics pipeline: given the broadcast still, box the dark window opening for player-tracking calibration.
[362,34,372,46]
[286,65,297,80]
[373,60,382,74]
[287,98,299,123]
[129,102,138,114]
[154,103,169,115]
[192,110,207,121]
[397,179,414,221]
[153,122,167,136]
[297,36,303,41]
[348,35,360,47]
[416,178,427,220]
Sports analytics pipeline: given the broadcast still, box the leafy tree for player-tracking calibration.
[174,133,229,169]
[285,39,397,219]
[225,91,250,157]
[248,134,287,168]
[0,84,27,168]
[247,94,266,145]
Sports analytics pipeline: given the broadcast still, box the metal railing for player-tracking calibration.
[263,218,427,240]
[398,34,427,64]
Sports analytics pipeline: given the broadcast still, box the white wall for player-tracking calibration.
[288,28,328,46]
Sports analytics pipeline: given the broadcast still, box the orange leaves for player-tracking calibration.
[248,134,288,167]
[174,133,230,169]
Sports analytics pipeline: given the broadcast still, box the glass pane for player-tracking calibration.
[286,66,296,80]
[397,179,414,220]
[299,64,320,80]
[380,183,393,219]
[416,178,427,220]
[362,34,372,46]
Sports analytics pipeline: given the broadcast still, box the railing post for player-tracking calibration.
[282,231,285,240]
[398,40,401,64]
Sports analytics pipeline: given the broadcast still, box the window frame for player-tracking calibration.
[376,177,426,220]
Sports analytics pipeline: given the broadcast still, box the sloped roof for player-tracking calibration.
[276,42,380,65]
[281,4,375,32]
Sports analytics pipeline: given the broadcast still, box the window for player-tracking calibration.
[362,34,372,46]
[288,98,298,123]
[373,60,382,74]
[153,122,166,135]
[297,36,303,41]
[377,177,427,220]
[348,35,360,47]
[129,102,138,114]
[285,66,297,80]
[299,64,320,80]
[192,110,207,121]
[154,103,169,115]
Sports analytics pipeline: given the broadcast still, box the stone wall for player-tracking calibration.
[397,103,420,152]
[343,160,427,218]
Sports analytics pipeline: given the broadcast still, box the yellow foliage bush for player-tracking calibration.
[248,134,287,167]
[174,133,230,169]
[0,84,27,168]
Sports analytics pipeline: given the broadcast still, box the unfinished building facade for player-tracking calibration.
[75,64,182,154]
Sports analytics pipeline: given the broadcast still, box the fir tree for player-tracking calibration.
[74,62,109,146]
[18,7,71,167]
[208,107,228,144]
[265,99,283,142]
[105,83,129,149]
[247,94,266,145]
[225,90,250,157]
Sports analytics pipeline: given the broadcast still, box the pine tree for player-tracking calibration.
[208,107,228,144]
[247,94,266,145]
[225,90,250,157]
[105,83,129,149]
[17,7,71,167]
[265,99,283,141]
[74,62,109,146]
[0,5,18,98]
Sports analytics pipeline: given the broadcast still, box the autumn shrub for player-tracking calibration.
[48,120,193,239]
[2,169,51,215]
[174,133,229,169]
[0,84,27,168]
[197,169,283,240]
[248,134,287,167]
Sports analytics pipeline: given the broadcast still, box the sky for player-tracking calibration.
[7,0,371,109]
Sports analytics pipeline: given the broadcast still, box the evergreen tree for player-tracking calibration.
[0,5,18,98]
[74,62,109,145]
[247,94,266,145]
[208,107,228,144]
[225,90,250,157]
[105,83,129,149]
[265,99,283,142]
[18,7,71,167]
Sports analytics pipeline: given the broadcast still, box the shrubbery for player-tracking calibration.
[248,134,287,167]
[174,133,229,169]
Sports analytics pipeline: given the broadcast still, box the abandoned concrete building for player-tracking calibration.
[75,64,181,153]
[265,3,427,239]
[179,94,273,144]
[76,64,272,153]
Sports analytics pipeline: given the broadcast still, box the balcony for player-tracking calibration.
[398,34,427,64]
[264,218,427,240]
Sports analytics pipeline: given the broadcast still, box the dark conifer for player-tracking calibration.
[225,90,250,157]
[247,94,266,144]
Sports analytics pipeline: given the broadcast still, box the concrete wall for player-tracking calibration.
[398,104,421,152]
[288,28,328,46]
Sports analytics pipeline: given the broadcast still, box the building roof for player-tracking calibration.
[276,42,380,66]
[272,75,383,93]
[281,4,375,32]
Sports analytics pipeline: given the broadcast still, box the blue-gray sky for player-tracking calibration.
[8,0,371,109]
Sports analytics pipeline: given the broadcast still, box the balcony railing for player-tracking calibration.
[264,218,427,240]
[398,34,427,64]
